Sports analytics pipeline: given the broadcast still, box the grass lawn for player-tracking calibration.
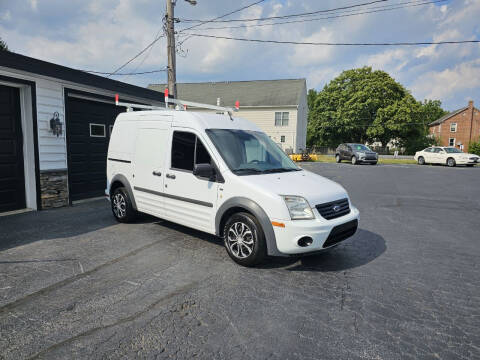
[308,155,417,165]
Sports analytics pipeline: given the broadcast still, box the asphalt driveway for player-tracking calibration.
[0,163,479,359]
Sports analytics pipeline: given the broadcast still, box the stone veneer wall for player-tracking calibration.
[39,170,69,209]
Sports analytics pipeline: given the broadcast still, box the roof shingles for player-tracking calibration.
[148,79,306,107]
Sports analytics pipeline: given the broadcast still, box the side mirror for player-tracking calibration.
[193,163,215,180]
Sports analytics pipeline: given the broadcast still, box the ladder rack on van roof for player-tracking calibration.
[114,89,239,118]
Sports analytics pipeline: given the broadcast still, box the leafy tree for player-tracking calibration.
[469,139,480,156]
[0,37,8,51]
[307,89,317,113]
[307,67,408,148]
[307,67,447,153]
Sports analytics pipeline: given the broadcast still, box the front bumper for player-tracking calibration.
[455,158,479,165]
[271,206,360,255]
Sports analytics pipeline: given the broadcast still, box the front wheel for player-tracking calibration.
[418,156,425,165]
[447,158,456,167]
[223,212,266,267]
[466,164,474,167]
[351,155,358,165]
[111,187,136,222]
[335,154,341,163]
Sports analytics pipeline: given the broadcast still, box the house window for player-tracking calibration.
[280,136,285,143]
[449,138,455,147]
[90,124,105,137]
[450,123,457,132]
[274,112,289,126]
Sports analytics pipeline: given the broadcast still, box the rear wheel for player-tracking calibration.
[223,212,266,267]
[351,155,358,165]
[335,154,341,163]
[447,158,456,167]
[111,187,136,222]
[418,156,425,165]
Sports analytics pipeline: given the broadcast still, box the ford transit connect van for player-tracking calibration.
[107,108,359,266]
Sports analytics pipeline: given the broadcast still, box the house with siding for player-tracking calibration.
[148,79,308,153]
[429,100,480,150]
[0,51,165,214]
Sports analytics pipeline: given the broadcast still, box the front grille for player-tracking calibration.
[323,219,358,248]
[365,155,377,160]
[315,198,350,220]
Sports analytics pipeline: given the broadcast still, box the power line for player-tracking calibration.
[183,0,446,31]
[106,0,266,78]
[180,0,391,23]
[85,68,167,76]
[178,0,266,33]
[106,34,166,78]
[183,33,480,46]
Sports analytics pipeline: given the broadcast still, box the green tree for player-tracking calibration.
[469,139,480,156]
[307,89,317,113]
[307,67,409,148]
[0,37,8,51]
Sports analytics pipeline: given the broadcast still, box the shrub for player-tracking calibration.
[469,140,480,156]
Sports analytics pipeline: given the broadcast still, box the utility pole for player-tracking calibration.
[166,0,177,99]
[166,0,197,99]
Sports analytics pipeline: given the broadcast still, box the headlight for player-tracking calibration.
[357,152,365,158]
[282,195,314,220]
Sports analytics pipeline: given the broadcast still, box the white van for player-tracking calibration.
[106,105,359,266]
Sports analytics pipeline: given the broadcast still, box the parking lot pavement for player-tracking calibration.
[0,164,479,359]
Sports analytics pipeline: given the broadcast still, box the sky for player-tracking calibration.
[0,0,479,110]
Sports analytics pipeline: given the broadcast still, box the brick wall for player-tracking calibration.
[430,101,480,149]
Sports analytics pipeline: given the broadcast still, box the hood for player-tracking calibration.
[452,152,478,158]
[242,169,348,206]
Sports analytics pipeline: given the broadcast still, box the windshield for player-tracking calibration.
[351,144,371,151]
[206,129,300,175]
[444,147,462,153]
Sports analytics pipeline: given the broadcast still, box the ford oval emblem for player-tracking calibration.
[333,205,341,212]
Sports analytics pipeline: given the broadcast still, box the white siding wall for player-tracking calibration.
[194,106,300,152]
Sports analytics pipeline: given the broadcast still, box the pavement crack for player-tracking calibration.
[0,238,165,315]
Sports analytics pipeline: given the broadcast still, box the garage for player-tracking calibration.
[0,51,165,211]
[0,84,26,212]
[66,94,124,202]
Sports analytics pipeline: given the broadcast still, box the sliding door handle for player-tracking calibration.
[152,171,162,176]
[166,173,176,179]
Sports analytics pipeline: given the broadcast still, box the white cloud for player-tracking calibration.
[288,27,335,66]
[411,59,480,101]
[1,10,11,21]
[29,0,38,11]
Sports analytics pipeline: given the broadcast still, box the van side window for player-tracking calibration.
[195,139,211,165]
[171,131,196,171]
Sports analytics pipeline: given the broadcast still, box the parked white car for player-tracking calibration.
[414,146,480,167]
[106,105,359,266]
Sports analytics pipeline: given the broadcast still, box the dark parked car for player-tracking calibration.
[335,143,378,165]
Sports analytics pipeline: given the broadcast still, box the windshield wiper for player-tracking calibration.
[262,168,300,174]
[232,168,262,175]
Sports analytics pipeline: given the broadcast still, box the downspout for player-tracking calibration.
[469,106,474,145]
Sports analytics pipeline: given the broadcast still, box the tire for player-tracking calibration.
[466,164,474,167]
[351,155,358,165]
[418,156,425,165]
[223,212,267,267]
[447,157,456,167]
[335,154,341,163]
[111,187,136,223]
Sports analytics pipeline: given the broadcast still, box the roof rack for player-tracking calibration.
[114,90,239,118]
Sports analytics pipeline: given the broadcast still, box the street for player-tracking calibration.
[1,163,479,359]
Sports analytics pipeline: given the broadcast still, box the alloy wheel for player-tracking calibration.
[113,193,126,218]
[227,222,255,259]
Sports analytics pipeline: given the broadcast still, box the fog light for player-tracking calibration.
[297,236,313,247]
